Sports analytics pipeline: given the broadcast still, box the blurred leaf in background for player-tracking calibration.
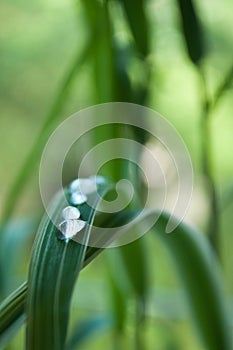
[0,0,233,349]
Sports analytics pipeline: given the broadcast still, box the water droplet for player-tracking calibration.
[70,191,87,205]
[69,179,80,192]
[62,206,80,220]
[79,179,96,194]
[58,219,86,241]
[69,178,97,195]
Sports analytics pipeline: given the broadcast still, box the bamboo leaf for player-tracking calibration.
[81,209,231,349]
[109,275,127,333]
[0,204,125,347]
[1,209,230,350]
[26,180,112,350]
[119,0,149,57]
[114,210,231,350]
[0,282,27,348]
[82,0,114,103]
[154,213,231,350]
[119,238,148,301]
[0,243,110,348]
[106,250,129,333]
[108,238,148,348]
[176,0,205,64]
[89,209,231,350]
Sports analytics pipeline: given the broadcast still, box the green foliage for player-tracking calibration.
[0,282,26,348]
[154,214,231,350]
[119,0,149,57]
[26,182,112,350]
[0,206,231,350]
[175,0,205,64]
[0,0,232,349]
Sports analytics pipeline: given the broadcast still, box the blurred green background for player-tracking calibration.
[0,0,233,349]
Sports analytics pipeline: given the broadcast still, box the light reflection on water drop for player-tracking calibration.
[70,192,87,205]
[57,176,107,242]
[69,178,95,195]
[62,206,80,220]
[58,219,86,242]
[69,176,106,196]
[69,179,80,192]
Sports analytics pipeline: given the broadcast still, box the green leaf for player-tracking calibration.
[1,209,231,350]
[0,282,27,349]
[119,0,149,57]
[106,250,128,333]
[0,241,110,348]
[101,209,231,349]
[176,0,205,64]
[109,276,127,333]
[0,204,125,348]
[114,210,231,349]
[26,180,112,350]
[154,213,231,350]
[82,0,114,103]
[119,238,148,301]
[108,239,148,349]
[95,209,231,350]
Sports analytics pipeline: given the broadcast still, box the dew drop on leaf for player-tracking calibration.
[69,178,97,195]
[70,192,87,205]
[69,179,80,192]
[62,206,81,220]
[58,219,86,241]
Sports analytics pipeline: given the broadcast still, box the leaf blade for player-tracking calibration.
[26,181,111,350]
[1,209,231,350]
[0,282,27,348]
[176,0,205,64]
[154,213,231,350]
[119,0,149,57]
